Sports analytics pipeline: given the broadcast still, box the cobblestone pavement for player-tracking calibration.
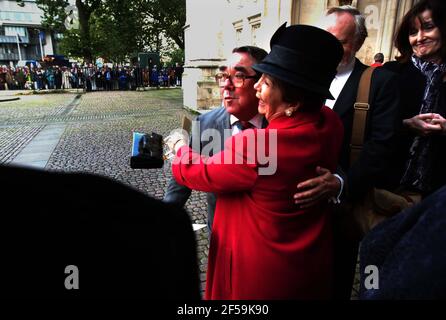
[0,89,209,294]
[0,94,77,163]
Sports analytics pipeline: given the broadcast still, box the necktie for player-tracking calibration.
[234,120,253,131]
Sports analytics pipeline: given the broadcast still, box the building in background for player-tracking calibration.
[0,0,57,66]
[184,0,420,111]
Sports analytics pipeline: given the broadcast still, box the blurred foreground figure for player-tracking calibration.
[360,184,446,299]
[0,164,200,299]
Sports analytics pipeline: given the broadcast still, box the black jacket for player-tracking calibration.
[384,60,446,195]
[334,59,400,199]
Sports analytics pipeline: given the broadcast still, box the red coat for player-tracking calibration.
[172,106,343,299]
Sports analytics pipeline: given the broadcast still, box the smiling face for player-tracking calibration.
[409,9,442,63]
[221,52,259,121]
[254,74,290,121]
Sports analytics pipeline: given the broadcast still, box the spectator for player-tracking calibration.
[175,63,184,86]
[371,52,385,67]
[384,0,446,198]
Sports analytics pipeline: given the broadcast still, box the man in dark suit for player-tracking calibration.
[163,46,268,235]
[0,164,200,299]
[293,6,400,299]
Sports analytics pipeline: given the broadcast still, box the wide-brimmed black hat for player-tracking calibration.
[252,23,343,99]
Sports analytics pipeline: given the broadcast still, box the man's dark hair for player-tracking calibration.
[395,0,446,63]
[268,75,325,113]
[232,46,268,64]
[374,52,384,63]
[232,46,268,79]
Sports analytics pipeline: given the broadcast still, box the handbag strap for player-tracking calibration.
[350,66,375,165]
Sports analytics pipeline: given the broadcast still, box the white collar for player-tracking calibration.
[230,113,264,129]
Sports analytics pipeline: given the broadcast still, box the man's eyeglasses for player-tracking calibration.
[215,72,258,88]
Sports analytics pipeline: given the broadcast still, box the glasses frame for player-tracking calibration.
[215,71,258,88]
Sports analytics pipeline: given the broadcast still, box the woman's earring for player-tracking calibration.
[285,108,294,117]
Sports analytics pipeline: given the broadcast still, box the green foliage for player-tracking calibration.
[138,0,186,50]
[89,0,144,63]
[165,48,185,66]
[58,29,84,60]
[33,0,186,64]
[35,0,70,32]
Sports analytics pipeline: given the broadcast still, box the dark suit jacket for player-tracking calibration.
[164,107,230,230]
[334,58,400,199]
[384,61,446,195]
[0,164,200,299]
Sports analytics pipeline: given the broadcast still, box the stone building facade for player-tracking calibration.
[183,0,420,111]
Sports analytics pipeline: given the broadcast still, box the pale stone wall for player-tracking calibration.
[184,0,417,111]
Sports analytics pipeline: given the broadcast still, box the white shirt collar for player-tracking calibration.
[230,113,264,129]
[325,58,356,109]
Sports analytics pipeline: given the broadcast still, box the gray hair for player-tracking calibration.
[326,5,368,47]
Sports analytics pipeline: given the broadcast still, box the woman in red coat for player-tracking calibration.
[169,25,344,299]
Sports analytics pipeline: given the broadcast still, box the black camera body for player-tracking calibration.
[130,132,164,169]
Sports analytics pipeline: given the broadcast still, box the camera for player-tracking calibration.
[130,132,164,169]
[130,116,192,169]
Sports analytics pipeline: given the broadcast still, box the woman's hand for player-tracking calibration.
[430,114,446,134]
[403,113,443,136]
[164,129,189,155]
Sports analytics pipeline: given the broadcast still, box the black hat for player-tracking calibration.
[252,23,343,99]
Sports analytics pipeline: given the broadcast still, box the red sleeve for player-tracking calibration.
[171,133,259,194]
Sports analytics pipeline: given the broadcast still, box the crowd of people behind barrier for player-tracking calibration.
[0,63,184,91]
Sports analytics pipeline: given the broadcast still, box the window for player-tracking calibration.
[248,14,261,46]
[233,20,243,45]
[5,26,27,37]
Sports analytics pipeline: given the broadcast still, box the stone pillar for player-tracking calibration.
[375,0,399,62]
[356,0,414,64]
[294,0,327,25]
[183,0,227,111]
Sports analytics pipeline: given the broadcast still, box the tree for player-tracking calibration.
[30,0,101,62]
[138,0,186,50]
[90,0,142,63]
[74,0,102,63]
[24,0,185,63]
